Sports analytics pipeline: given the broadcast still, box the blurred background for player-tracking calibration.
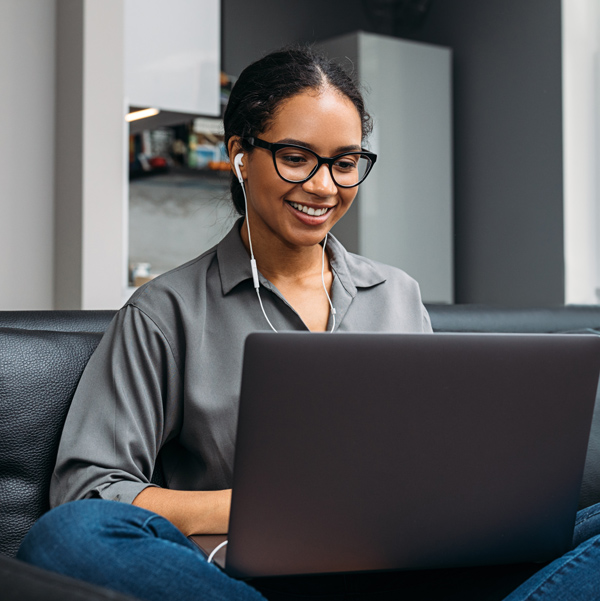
[0,0,595,310]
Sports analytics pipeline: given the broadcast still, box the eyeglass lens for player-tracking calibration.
[274,147,371,187]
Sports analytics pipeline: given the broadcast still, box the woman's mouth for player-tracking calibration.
[287,201,331,217]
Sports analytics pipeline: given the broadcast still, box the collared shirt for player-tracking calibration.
[50,220,432,507]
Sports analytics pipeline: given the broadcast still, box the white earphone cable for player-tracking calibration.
[239,164,278,332]
[322,233,336,332]
[207,540,228,564]
[237,155,335,333]
[255,288,278,332]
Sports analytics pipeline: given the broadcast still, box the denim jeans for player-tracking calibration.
[17,499,600,601]
[17,500,264,601]
[503,502,600,601]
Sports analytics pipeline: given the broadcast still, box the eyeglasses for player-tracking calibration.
[245,137,377,188]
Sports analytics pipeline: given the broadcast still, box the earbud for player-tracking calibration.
[234,153,244,184]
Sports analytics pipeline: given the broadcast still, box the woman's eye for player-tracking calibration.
[334,159,357,171]
[280,154,308,166]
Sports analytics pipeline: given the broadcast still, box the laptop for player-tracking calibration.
[190,332,600,578]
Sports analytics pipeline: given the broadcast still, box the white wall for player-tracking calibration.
[0,0,56,309]
[562,0,600,304]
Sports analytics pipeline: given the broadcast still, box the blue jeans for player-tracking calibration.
[17,500,600,601]
[18,500,264,601]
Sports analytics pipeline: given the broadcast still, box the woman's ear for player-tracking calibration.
[227,136,247,181]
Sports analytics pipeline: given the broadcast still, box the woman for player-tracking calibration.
[18,46,600,601]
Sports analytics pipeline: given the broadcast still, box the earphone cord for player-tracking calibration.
[207,539,228,564]
[240,177,336,333]
[322,233,336,332]
[255,287,278,333]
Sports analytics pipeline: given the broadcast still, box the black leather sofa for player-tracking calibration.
[2,305,600,599]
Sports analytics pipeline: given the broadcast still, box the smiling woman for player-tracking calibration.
[223,47,373,214]
[17,45,600,601]
[231,90,361,247]
[17,45,432,601]
[232,89,364,332]
[222,48,384,333]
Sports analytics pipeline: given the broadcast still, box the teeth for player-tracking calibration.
[290,202,329,217]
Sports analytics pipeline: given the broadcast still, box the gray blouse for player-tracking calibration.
[50,220,432,508]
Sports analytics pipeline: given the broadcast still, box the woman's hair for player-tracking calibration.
[223,45,373,216]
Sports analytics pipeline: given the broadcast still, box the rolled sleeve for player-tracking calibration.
[93,480,157,505]
[50,305,182,507]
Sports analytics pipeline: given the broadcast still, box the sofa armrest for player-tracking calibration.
[0,327,103,556]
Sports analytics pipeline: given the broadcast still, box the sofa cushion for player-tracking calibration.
[0,327,102,557]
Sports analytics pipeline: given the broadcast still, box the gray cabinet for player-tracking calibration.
[320,32,453,303]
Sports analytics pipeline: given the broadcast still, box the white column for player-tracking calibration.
[55,0,126,309]
[562,0,600,304]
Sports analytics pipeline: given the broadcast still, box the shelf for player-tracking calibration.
[129,166,231,190]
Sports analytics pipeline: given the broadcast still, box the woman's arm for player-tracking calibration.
[52,305,235,534]
[133,487,232,536]
[51,306,184,508]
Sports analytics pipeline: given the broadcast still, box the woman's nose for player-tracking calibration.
[302,164,338,197]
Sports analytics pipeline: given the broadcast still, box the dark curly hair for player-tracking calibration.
[223,46,373,216]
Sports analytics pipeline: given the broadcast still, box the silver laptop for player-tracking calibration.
[191,332,600,579]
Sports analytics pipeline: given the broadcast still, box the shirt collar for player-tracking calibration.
[217,219,254,295]
[325,232,386,297]
[217,218,386,296]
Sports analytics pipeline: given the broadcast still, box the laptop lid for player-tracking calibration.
[223,332,600,578]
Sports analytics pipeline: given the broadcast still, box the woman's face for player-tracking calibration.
[234,88,363,251]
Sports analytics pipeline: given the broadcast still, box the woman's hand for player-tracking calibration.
[132,487,232,537]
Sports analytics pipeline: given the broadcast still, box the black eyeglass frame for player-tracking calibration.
[245,136,377,188]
